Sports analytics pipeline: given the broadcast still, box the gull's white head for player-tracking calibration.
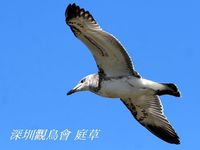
[67,74,99,95]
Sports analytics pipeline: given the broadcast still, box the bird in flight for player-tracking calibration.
[65,3,181,144]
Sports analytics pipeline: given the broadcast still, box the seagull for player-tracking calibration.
[65,3,181,144]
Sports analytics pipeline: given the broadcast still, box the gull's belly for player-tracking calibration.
[97,78,146,98]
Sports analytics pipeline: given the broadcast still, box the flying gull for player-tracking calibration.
[65,3,181,144]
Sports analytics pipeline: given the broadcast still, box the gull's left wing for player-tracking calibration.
[65,3,140,78]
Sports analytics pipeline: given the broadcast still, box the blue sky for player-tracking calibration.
[0,0,199,149]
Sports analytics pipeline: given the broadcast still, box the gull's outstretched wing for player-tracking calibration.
[121,95,180,144]
[65,3,140,78]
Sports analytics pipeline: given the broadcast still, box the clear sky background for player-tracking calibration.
[0,0,199,149]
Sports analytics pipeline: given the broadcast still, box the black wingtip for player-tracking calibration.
[65,3,79,21]
[65,3,96,24]
[146,124,180,144]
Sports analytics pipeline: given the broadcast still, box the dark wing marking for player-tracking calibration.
[121,95,180,144]
[65,3,140,78]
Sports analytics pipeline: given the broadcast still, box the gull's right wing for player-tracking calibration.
[121,95,180,144]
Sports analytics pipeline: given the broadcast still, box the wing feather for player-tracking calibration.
[121,95,180,144]
[65,3,140,78]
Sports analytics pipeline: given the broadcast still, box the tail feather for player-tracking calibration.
[157,83,181,97]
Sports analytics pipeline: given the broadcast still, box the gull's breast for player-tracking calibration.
[96,77,147,98]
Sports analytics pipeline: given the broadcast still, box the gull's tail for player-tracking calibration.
[156,83,181,97]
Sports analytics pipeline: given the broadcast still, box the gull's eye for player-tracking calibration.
[80,79,85,83]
